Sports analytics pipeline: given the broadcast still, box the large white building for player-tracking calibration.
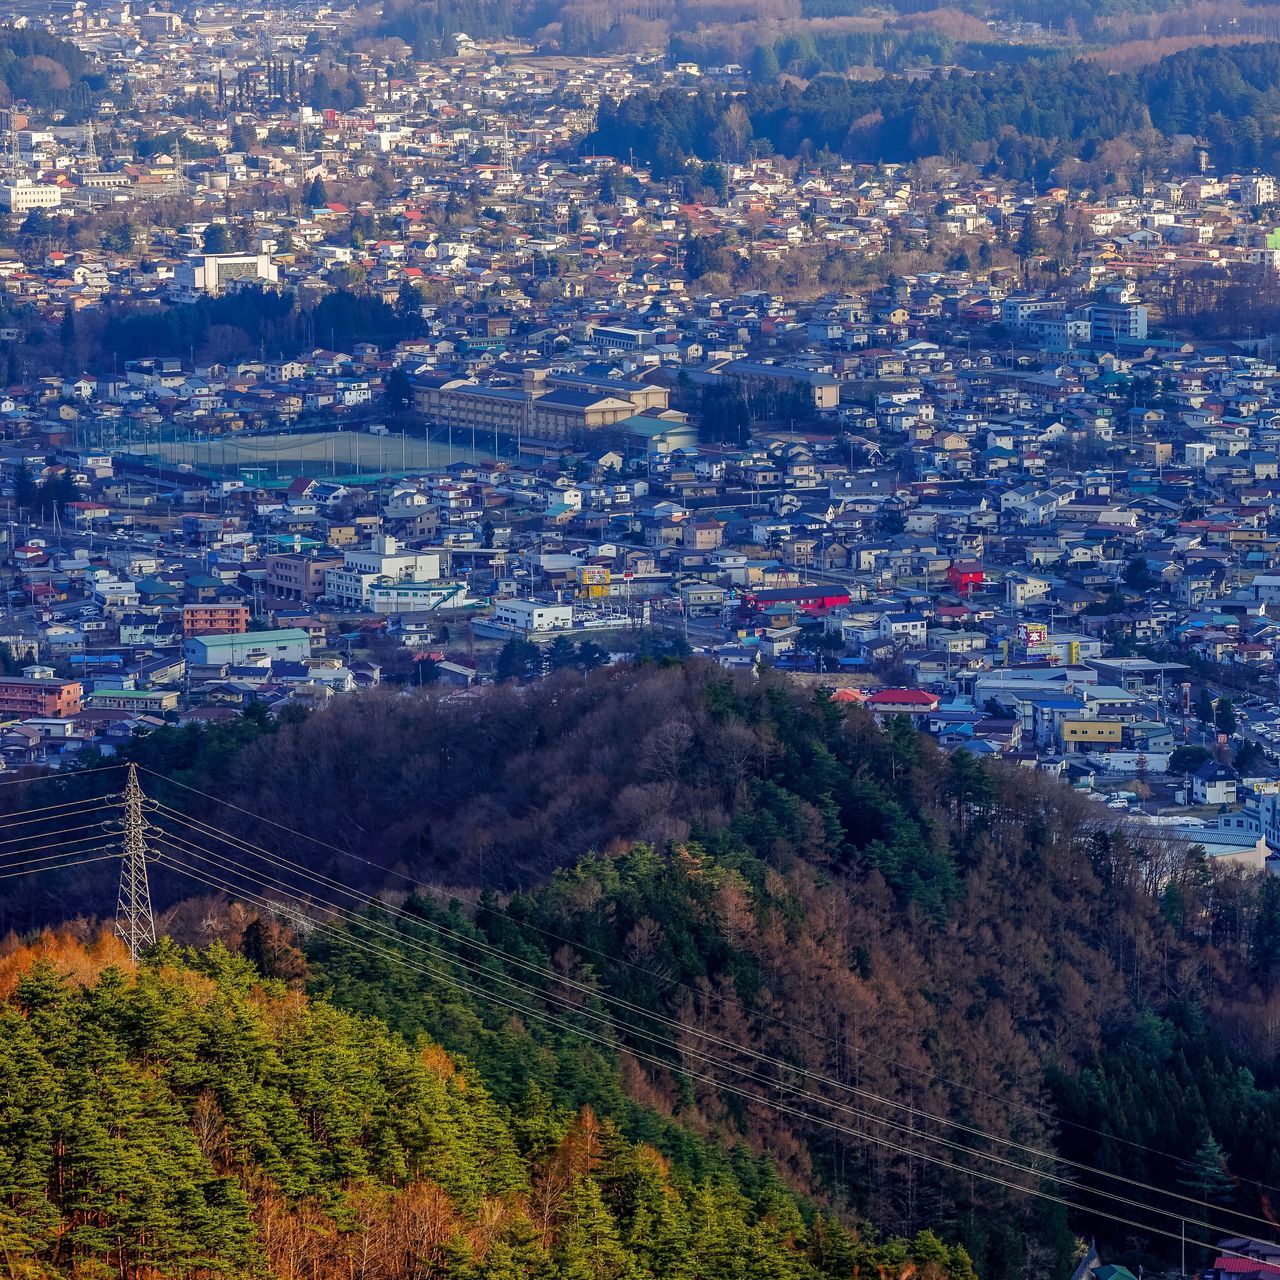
[171,252,278,299]
[0,181,62,213]
[323,535,442,610]
[368,580,478,615]
[491,599,574,634]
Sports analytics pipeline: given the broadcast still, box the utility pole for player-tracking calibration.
[115,764,156,962]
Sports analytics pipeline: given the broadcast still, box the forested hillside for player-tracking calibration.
[5,663,1280,1279]
[0,931,973,1279]
[365,0,1280,63]
[586,43,1280,180]
[0,26,105,112]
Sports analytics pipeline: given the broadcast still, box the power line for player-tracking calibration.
[0,830,122,862]
[0,820,112,849]
[0,796,120,825]
[149,801,1280,1237]
[2,763,1262,1250]
[144,831,1276,1267]
[0,764,122,789]
[138,760,1266,1193]
[0,848,119,881]
[144,813,1280,1245]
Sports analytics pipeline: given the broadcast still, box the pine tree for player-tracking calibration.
[1195,687,1217,725]
[1178,1136,1235,1203]
[12,462,36,509]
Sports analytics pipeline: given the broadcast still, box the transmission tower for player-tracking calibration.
[7,110,20,177]
[151,136,186,201]
[82,119,96,172]
[115,763,156,962]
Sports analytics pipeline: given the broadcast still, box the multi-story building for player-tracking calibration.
[265,552,343,602]
[413,377,531,438]
[182,603,250,636]
[0,181,62,213]
[492,599,574,634]
[0,676,83,717]
[322,535,442,610]
[529,388,635,441]
[721,360,840,410]
[1087,301,1148,343]
[171,253,279,300]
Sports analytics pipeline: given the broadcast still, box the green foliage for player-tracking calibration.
[1195,687,1216,725]
[305,174,329,208]
[202,223,233,254]
[1053,1006,1280,1236]
[0,943,524,1276]
[1168,744,1210,775]
[384,364,413,412]
[11,461,36,509]
[588,44,1280,178]
[1215,697,1237,736]
[0,26,104,113]
[0,940,974,1280]
[495,637,541,682]
[94,285,421,369]
[15,664,1280,1280]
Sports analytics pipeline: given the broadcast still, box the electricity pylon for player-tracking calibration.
[115,763,156,962]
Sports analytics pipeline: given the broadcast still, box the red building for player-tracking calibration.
[739,586,851,620]
[0,677,83,718]
[182,604,250,637]
[946,560,985,594]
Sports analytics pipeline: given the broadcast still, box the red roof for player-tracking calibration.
[831,688,868,704]
[867,688,937,706]
[1213,1260,1280,1276]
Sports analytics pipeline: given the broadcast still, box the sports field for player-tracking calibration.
[137,428,528,480]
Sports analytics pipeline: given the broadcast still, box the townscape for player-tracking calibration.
[2,5,1280,1280]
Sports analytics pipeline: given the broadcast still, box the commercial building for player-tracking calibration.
[368,580,478,615]
[492,599,574,634]
[0,181,62,213]
[323,535,442,610]
[171,253,279,299]
[265,552,343,602]
[183,628,312,667]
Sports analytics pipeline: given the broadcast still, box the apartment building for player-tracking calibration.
[265,552,343,602]
[0,676,83,718]
[182,603,250,636]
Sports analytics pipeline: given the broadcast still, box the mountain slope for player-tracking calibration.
[0,931,977,1280]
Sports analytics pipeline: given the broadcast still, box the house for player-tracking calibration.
[1192,758,1239,807]
[864,688,941,720]
[878,612,928,649]
[946,560,985,594]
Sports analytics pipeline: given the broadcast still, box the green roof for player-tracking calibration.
[618,415,698,438]
[188,628,309,647]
